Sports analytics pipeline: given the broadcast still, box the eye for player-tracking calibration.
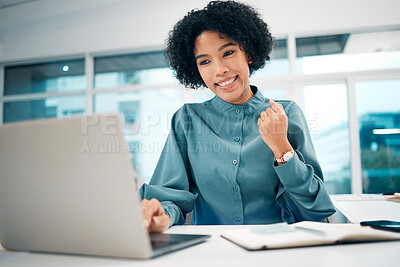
[223,50,235,57]
[199,60,210,66]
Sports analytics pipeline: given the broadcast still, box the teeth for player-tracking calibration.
[217,77,236,86]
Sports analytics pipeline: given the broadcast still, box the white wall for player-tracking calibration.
[0,0,400,63]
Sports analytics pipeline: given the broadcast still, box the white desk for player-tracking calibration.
[1,224,400,267]
[1,195,400,266]
[331,194,400,223]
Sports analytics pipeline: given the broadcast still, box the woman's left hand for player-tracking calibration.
[258,99,293,158]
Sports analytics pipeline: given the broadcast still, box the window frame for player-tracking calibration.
[1,28,400,194]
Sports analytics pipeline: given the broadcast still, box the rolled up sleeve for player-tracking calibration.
[139,107,198,226]
[274,102,336,223]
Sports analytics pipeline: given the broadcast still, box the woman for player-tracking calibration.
[139,1,335,233]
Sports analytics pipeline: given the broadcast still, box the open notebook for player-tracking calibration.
[221,221,400,251]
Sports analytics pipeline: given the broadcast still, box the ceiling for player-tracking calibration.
[0,0,38,9]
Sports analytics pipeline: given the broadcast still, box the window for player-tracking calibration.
[296,30,400,74]
[302,84,351,194]
[92,51,181,183]
[94,51,175,89]
[2,27,399,194]
[93,88,182,183]
[4,59,85,95]
[4,96,86,123]
[260,88,286,100]
[252,39,289,77]
[191,89,216,103]
[355,79,400,194]
[2,59,86,123]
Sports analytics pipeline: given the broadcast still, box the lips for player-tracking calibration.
[215,75,238,88]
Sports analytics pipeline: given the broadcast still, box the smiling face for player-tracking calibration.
[194,31,253,105]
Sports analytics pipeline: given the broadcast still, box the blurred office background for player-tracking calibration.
[0,0,399,195]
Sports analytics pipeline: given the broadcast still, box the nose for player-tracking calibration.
[214,60,229,77]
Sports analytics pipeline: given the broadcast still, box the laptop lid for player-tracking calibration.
[0,114,154,259]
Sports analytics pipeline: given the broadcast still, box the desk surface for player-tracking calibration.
[331,194,400,222]
[1,195,400,266]
[1,225,400,267]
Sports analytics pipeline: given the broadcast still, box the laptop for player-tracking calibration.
[0,114,210,259]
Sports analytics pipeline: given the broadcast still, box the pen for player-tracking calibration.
[294,226,326,236]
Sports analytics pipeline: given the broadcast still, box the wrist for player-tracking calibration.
[272,140,294,165]
[271,141,293,158]
[274,149,295,165]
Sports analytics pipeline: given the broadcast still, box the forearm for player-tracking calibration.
[274,151,336,222]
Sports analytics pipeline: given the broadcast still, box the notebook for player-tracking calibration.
[0,114,209,259]
[221,221,400,250]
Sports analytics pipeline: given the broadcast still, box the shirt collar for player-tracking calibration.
[211,85,265,117]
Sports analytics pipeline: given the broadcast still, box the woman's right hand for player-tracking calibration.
[140,198,171,233]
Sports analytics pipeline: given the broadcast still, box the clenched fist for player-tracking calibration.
[141,198,171,233]
[258,99,293,161]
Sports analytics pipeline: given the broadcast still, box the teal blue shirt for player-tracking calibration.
[139,86,335,226]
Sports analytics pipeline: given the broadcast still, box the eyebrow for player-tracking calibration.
[195,42,237,61]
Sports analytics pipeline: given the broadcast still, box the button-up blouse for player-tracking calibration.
[139,86,335,226]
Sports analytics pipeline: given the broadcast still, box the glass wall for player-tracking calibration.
[92,51,182,183]
[252,39,289,77]
[1,28,399,193]
[94,51,173,89]
[93,88,182,183]
[4,96,86,123]
[5,59,85,95]
[355,79,400,194]
[3,59,86,123]
[296,30,400,74]
[191,89,216,103]
[302,84,351,194]
[260,88,286,100]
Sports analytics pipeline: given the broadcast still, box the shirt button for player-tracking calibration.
[235,108,241,114]
[232,159,238,165]
[235,216,241,222]
[234,137,240,142]
[233,186,239,193]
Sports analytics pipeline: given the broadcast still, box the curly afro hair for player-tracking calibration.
[165,0,274,89]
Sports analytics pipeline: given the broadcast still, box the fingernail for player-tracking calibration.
[144,219,149,227]
[153,217,160,225]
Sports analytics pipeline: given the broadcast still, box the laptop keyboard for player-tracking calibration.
[150,233,183,249]
[149,233,211,257]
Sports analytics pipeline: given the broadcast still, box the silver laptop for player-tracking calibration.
[0,114,209,259]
